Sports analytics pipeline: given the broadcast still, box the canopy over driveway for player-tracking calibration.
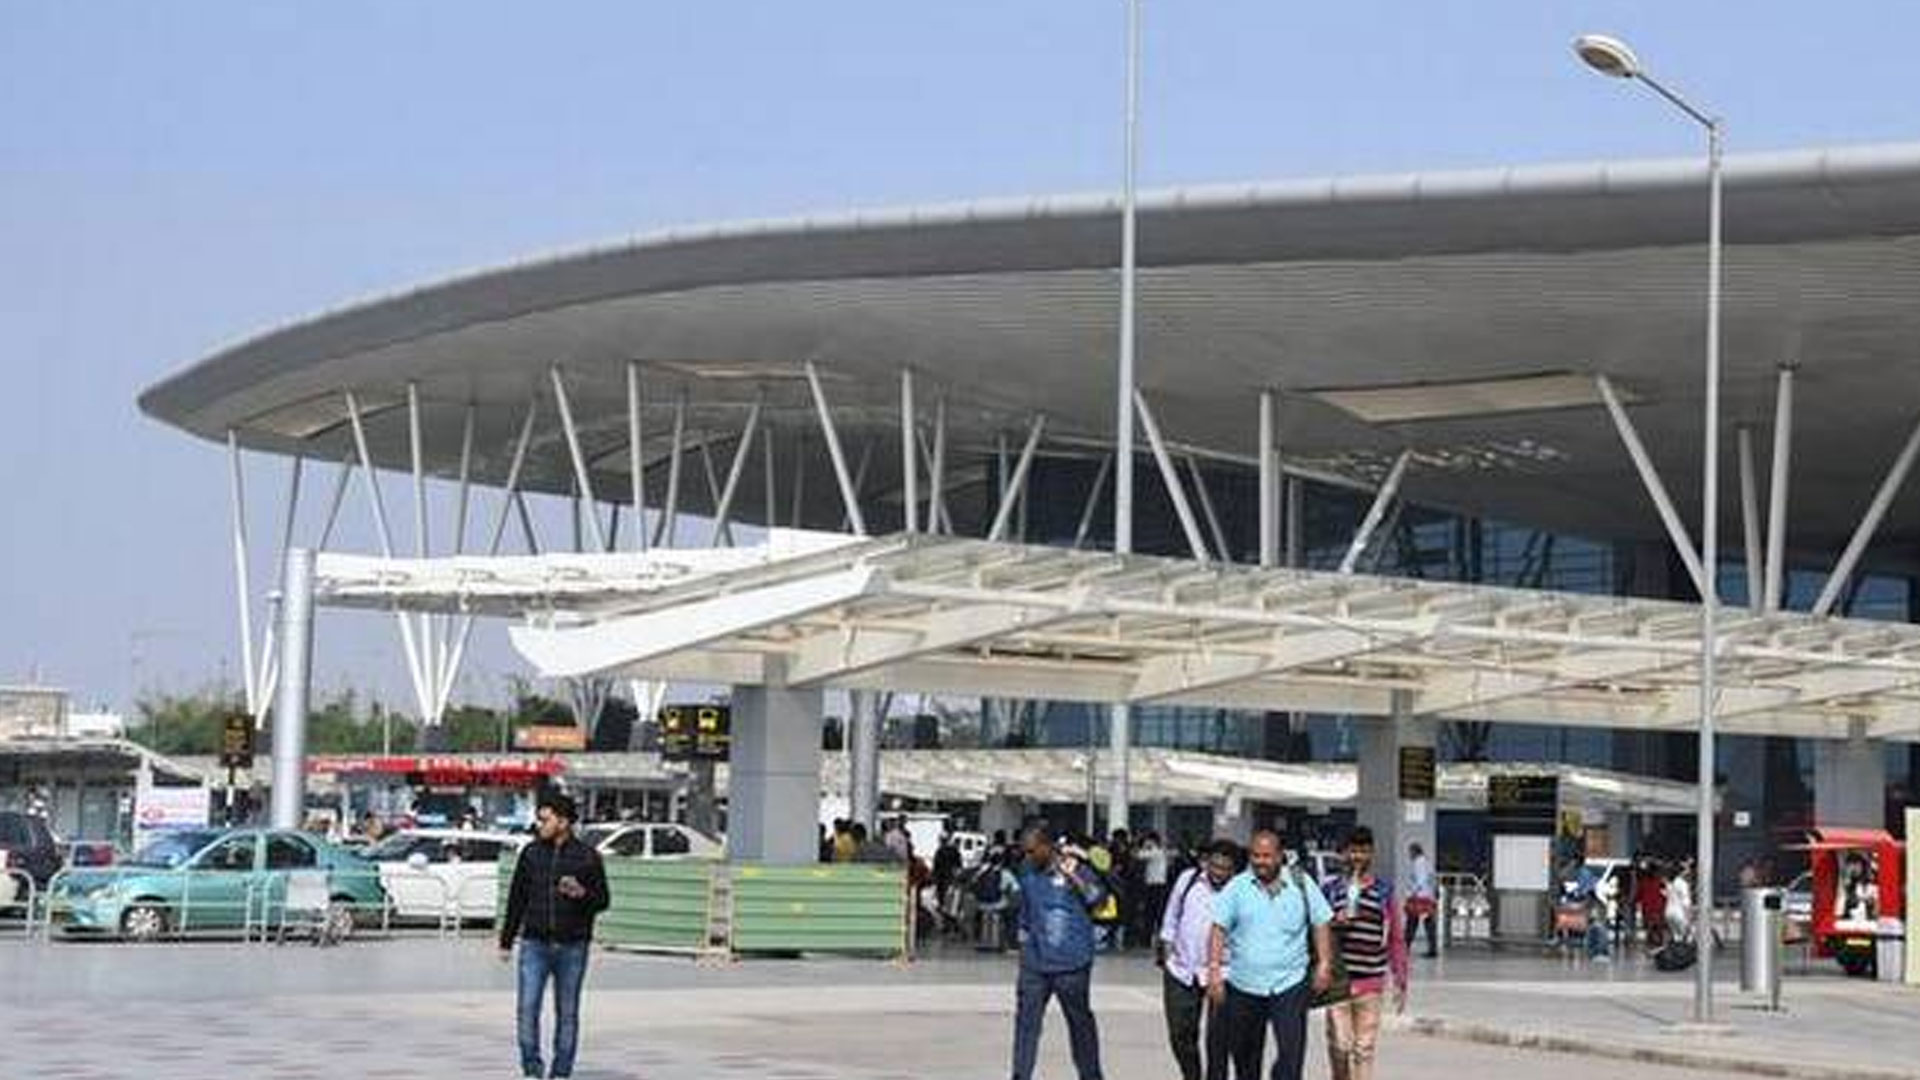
[309,531,1920,743]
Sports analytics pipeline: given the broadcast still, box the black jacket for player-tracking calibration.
[500,834,611,949]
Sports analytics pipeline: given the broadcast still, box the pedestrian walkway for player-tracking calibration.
[1400,951,1920,1080]
[0,939,1911,1079]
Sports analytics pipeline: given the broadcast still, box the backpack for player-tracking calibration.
[972,865,1004,905]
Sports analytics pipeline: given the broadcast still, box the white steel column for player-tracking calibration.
[1738,425,1763,612]
[269,547,315,830]
[710,400,763,545]
[1133,390,1210,563]
[656,394,686,548]
[1187,456,1231,563]
[406,383,437,715]
[901,369,918,533]
[930,395,949,534]
[343,391,433,722]
[550,366,607,552]
[987,415,1047,543]
[436,401,538,721]
[227,430,259,716]
[1339,449,1411,574]
[316,452,354,551]
[1072,454,1115,550]
[628,361,647,553]
[1764,366,1794,612]
[804,360,868,537]
[1595,373,1710,597]
[1259,389,1280,569]
[252,453,306,721]
[1813,414,1920,617]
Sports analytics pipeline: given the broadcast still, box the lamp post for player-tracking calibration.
[1108,0,1144,836]
[1575,32,1724,1024]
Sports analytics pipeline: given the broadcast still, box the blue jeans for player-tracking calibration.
[517,939,589,1078]
[1011,964,1103,1080]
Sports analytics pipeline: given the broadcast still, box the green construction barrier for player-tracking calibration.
[729,863,908,956]
[497,854,716,953]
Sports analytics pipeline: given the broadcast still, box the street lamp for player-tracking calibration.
[1575,32,1725,1024]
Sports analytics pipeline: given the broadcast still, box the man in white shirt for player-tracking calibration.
[1157,840,1239,1080]
[1403,843,1438,959]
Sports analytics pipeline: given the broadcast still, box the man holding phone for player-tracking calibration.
[1009,825,1109,1080]
[500,793,610,1079]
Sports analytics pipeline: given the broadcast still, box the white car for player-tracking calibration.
[579,822,722,861]
[364,829,528,921]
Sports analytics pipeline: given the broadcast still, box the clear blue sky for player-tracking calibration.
[2,1,1914,713]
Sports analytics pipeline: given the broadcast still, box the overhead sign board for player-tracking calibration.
[220,713,255,770]
[1487,774,1558,836]
[514,724,587,752]
[659,704,731,760]
[1398,746,1436,801]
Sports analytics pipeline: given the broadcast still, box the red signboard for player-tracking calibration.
[307,755,565,789]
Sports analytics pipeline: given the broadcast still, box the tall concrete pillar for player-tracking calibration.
[847,690,881,829]
[1813,720,1886,828]
[1355,690,1436,885]
[979,791,1026,839]
[729,681,825,865]
[1213,789,1252,846]
[270,547,315,830]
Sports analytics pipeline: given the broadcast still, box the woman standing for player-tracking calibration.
[1321,827,1409,1080]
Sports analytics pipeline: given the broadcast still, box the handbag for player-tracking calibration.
[1294,867,1351,1009]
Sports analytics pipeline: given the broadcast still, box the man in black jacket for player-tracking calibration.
[500,793,610,1079]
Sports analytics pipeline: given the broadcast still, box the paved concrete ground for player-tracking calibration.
[0,936,1914,1079]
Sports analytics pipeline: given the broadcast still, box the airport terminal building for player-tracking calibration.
[140,142,1920,889]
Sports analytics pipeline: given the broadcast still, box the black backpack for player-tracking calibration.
[972,865,1005,905]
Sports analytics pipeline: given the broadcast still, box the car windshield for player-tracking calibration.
[578,825,616,847]
[126,831,221,869]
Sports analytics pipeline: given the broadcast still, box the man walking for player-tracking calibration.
[1158,839,1239,1080]
[1010,826,1107,1080]
[500,793,610,1079]
[1403,842,1438,959]
[1208,830,1333,1080]
[1321,828,1408,1080]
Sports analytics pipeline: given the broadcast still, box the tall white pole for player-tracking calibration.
[269,547,314,830]
[1694,118,1723,1024]
[1109,0,1143,837]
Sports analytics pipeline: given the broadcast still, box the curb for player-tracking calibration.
[1402,1014,1920,1080]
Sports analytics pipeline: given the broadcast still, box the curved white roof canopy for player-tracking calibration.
[142,142,1920,549]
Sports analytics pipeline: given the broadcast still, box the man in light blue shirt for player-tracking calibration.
[1207,830,1333,1080]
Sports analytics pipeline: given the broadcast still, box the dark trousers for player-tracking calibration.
[517,938,589,1078]
[1405,903,1439,957]
[1224,982,1309,1080]
[1163,972,1230,1080]
[1011,964,1103,1080]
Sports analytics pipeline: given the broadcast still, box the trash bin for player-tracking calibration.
[1740,887,1784,1008]
[1875,935,1904,984]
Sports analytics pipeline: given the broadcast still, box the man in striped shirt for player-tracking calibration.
[1320,827,1409,1080]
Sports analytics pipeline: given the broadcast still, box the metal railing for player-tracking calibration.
[37,865,403,944]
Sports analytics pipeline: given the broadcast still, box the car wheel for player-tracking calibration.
[325,898,358,941]
[120,902,170,943]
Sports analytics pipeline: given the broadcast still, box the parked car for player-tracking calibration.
[50,828,386,942]
[580,822,722,861]
[0,811,63,908]
[363,828,527,922]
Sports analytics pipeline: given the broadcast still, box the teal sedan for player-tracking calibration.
[52,828,386,942]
